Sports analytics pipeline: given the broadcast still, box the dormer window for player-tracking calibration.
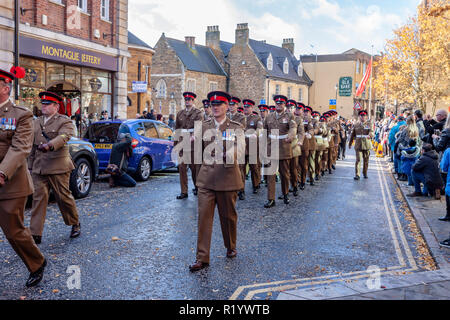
[297,61,303,77]
[283,58,289,74]
[267,54,273,71]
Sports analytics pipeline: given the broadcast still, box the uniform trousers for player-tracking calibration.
[30,172,79,237]
[315,150,323,177]
[267,159,291,200]
[307,151,316,180]
[0,197,45,273]
[299,150,310,184]
[289,156,299,188]
[196,188,238,264]
[179,162,201,194]
[327,146,334,170]
[321,149,329,173]
[245,155,261,189]
[355,150,371,176]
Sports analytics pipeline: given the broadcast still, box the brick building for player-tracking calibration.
[0,0,129,119]
[150,33,227,117]
[127,31,154,119]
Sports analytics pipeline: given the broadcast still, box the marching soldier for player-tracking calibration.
[175,92,203,199]
[202,99,212,121]
[299,104,315,190]
[259,105,269,186]
[29,91,81,244]
[323,111,334,175]
[189,91,245,272]
[227,97,246,200]
[316,115,330,179]
[269,105,276,113]
[263,95,297,208]
[349,110,374,180]
[243,99,263,194]
[311,111,324,181]
[287,100,304,197]
[0,67,46,287]
[329,111,341,170]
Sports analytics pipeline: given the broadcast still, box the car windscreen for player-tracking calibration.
[85,123,121,143]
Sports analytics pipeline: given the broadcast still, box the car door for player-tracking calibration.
[85,122,120,170]
[154,122,176,169]
[141,121,164,171]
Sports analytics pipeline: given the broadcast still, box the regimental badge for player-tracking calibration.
[282,118,288,124]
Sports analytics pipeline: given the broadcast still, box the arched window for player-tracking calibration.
[283,58,289,74]
[156,79,167,98]
[267,54,273,71]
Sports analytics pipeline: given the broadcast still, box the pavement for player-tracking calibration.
[277,154,450,300]
[0,149,447,300]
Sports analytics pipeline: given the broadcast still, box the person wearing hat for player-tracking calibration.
[322,111,334,175]
[311,112,324,181]
[258,105,269,186]
[227,97,246,200]
[28,91,81,245]
[269,105,276,113]
[189,91,245,272]
[299,105,316,189]
[263,95,297,208]
[175,92,203,199]
[288,101,305,196]
[243,99,263,195]
[0,66,47,287]
[349,110,374,180]
[202,99,212,121]
[329,111,341,170]
[316,115,330,179]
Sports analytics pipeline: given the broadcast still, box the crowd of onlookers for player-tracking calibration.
[374,108,450,248]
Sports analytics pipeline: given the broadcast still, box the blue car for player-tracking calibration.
[84,119,177,181]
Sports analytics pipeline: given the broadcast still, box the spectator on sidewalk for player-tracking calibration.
[389,116,406,174]
[396,116,421,181]
[434,115,450,153]
[168,114,175,130]
[414,109,426,140]
[424,109,447,146]
[106,133,137,188]
[408,143,443,199]
[439,147,450,221]
[401,139,421,186]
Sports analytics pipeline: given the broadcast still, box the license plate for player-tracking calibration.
[95,143,112,149]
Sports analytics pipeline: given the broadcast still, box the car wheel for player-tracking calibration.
[70,158,93,199]
[136,156,152,181]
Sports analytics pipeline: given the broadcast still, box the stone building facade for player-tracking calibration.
[127,31,154,119]
[150,33,227,117]
[0,0,130,119]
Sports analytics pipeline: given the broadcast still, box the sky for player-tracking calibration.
[128,0,423,57]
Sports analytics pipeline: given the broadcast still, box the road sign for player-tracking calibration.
[339,77,352,96]
[132,81,148,93]
[260,99,266,105]
[354,102,361,110]
[329,99,336,110]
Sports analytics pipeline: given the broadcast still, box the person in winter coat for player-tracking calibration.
[401,139,421,186]
[389,116,406,173]
[408,143,444,199]
[439,147,450,221]
[434,116,450,153]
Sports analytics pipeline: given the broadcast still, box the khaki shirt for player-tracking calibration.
[29,113,75,175]
[349,120,374,151]
[263,111,297,160]
[0,100,34,200]
[196,118,245,191]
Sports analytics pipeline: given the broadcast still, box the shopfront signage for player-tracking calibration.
[132,81,148,93]
[339,77,352,97]
[20,36,118,71]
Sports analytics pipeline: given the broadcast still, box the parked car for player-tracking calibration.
[68,137,99,199]
[83,119,177,181]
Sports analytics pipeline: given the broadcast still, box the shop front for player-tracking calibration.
[18,36,118,124]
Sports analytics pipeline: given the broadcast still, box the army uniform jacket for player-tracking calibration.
[227,112,246,128]
[29,114,75,175]
[349,120,374,151]
[196,118,245,191]
[328,119,341,147]
[317,122,329,151]
[0,100,34,200]
[175,107,204,156]
[292,115,305,157]
[244,113,263,156]
[263,111,297,160]
[301,115,316,152]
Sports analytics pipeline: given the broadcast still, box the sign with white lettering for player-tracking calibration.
[132,81,148,93]
[339,77,352,96]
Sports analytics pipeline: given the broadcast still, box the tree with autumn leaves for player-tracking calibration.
[374,1,450,115]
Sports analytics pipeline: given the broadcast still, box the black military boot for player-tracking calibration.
[192,188,198,196]
[293,187,298,197]
[329,169,333,174]
[310,179,315,186]
[354,175,360,180]
[283,195,290,204]
[253,186,258,194]
[299,183,305,190]
[177,193,188,199]
[321,170,325,177]
[26,259,46,287]
[70,223,81,239]
[332,164,336,170]
[264,200,275,208]
[238,191,246,200]
[315,175,320,181]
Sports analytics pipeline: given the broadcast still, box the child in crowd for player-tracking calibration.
[400,139,421,186]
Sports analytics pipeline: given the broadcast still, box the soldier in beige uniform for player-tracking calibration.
[202,99,212,121]
[29,91,80,244]
[0,67,46,287]
[264,95,297,208]
[308,109,320,185]
[316,115,330,179]
[349,110,374,180]
[227,97,247,200]
[243,99,263,194]
[328,110,341,170]
[189,91,245,272]
[287,100,304,197]
[175,92,204,199]
[258,105,269,186]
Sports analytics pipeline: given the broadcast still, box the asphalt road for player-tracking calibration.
[0,148,430,300]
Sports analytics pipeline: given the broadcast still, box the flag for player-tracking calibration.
[355,57,372,97]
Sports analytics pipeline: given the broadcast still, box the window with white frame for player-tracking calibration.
[101,0,110,21]
[356,60,360,73]
[156,79,167,98]
[209,81,218,92]
[283,58,289,74]
[297,62,303,77]
[275,84,280,95]
[186,79,196,92]
[298,88,303,102]
[78,0,88,13]
[267,54,273,71]
[287,87,292,99]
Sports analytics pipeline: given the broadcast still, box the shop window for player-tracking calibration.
[20,57,45,88]
[82,93,111,118]
[20,87,44,111]
[47,63,65,87]
[65,66,81,89]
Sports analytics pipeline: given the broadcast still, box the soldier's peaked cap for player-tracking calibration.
[269,105,276,110]
[243,99,255,107]
[183,92,197,99]
[320,116,327,121]
[202,99,210,106]
[311,111,321,117]
[230,97,241,105]
[273,95,288,104]
[286,100,297,107]
[304,106,312,112]
[358,110,368,116]
[258,104,268,109]
[39,91,63,105]
[296,102,305,109]
[207,91,231,105]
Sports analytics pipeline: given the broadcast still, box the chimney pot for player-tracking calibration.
[185,36,196,48]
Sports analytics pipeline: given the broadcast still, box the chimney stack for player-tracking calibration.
[185,36,195,49]
[282,38,294,55]
[206,26,220,50]
[235,23,249,47]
